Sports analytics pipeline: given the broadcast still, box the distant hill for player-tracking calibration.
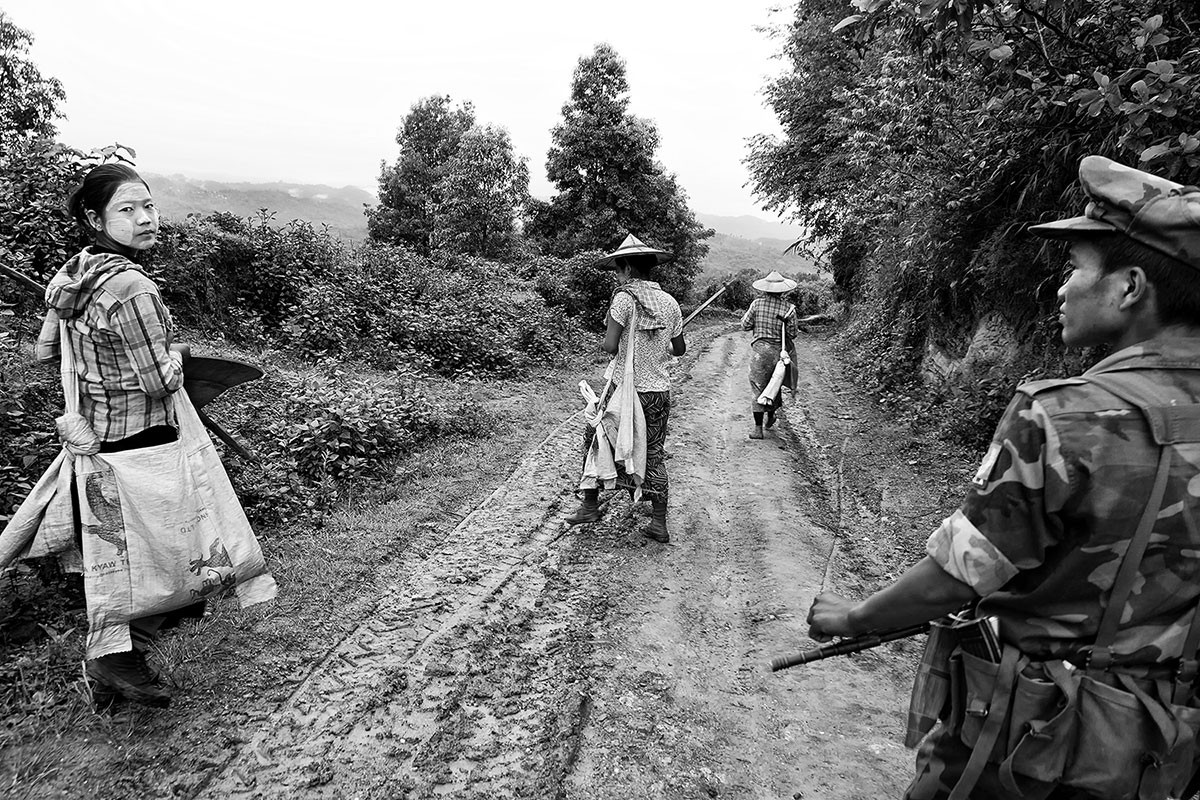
[144,174,374,241]
[141,174,815,258]
[697,212,806,242]
[697,232,820,283]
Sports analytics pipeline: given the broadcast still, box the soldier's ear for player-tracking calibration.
[1115,266,1151,311]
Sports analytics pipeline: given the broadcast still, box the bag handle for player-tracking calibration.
[58,320,80,416]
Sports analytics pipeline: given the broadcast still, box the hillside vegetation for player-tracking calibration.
[749,0,1200,445]
[696,233,818,284]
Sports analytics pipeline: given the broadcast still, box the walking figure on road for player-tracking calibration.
[567,234,685,543]
[741,271,798,439]
[806,156,1200,799]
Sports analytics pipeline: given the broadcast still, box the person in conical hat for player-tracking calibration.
[741,270,800,439]
[567,233,685,543]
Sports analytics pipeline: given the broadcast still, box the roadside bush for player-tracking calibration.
[283,376,433,482]
[310,245,591,377]
[0,321,59,526]
[280,282,362,358]
[524,253,617,329]
[221,367,498,525]
[149,211,348,335]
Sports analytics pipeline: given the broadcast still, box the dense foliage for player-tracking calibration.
[433,125,531,261]
[749,0,1200,441]
[369,98,531,262]
[0,10,62,140]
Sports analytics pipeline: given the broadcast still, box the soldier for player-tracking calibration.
[806,156,1200,799]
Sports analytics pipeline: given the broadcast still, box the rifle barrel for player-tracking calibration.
[770,622,931,672]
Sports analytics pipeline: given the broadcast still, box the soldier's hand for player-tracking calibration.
[807,592,858,642]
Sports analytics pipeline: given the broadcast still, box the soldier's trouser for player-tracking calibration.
[906,724,1097,800]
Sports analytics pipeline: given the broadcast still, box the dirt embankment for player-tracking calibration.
[7,321,980,800]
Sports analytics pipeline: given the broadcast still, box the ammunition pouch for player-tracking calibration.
[937,643,1200,800]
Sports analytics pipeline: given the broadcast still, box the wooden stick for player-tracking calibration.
[682,283,731,328]
[0,264,48,297]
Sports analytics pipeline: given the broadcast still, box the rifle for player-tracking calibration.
[1,263,260,459]
[770,623,931,672]
[682,282,731,328]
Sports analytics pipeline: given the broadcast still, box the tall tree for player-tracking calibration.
[367,96,476,254]
[434,126,530,261]
[0,11,64,139]
[0,12,82,284]
[528,44,712,299]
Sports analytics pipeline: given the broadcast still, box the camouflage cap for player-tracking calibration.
[1029,155,1200,271]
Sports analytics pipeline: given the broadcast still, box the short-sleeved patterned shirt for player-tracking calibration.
[608,281,683,392]
[927,337,1200,671]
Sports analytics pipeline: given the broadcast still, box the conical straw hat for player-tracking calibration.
[752,270,799,293]
[593,234,674,270]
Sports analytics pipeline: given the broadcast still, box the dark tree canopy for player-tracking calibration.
[434,125,530,261]
[745,0,1200,441]
[527,43,713,300]
[367,96,477,254]
[0,11,65,140]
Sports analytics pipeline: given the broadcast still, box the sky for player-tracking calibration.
[4,1,798,220]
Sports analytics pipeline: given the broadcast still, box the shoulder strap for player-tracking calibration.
[58,320,81,416]
[1081,372,1200,685]
[949,645,1021,800]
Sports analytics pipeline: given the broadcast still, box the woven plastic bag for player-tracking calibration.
[79,380,276,658]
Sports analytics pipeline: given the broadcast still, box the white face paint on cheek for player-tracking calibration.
[105,218,136,246]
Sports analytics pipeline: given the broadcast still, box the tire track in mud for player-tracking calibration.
[191,321,736,800]
[188,321,921,800]
[190,410,597,799]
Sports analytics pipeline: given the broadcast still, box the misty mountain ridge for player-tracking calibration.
[144,173,375,241]
[141,175,817,276]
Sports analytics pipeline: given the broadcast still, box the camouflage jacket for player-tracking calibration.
[927,337,1200,670]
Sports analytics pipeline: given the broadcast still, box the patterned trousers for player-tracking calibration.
[638,390,670,502]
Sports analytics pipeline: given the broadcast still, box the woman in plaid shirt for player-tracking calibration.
[37,164,193,707]
[741,271,799,439]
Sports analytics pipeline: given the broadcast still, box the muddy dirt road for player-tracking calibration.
[172,325,968,800]
[8,324,978,800]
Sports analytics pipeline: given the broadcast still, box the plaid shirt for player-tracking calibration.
[45,253,184,441]
[741,295,797,347]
